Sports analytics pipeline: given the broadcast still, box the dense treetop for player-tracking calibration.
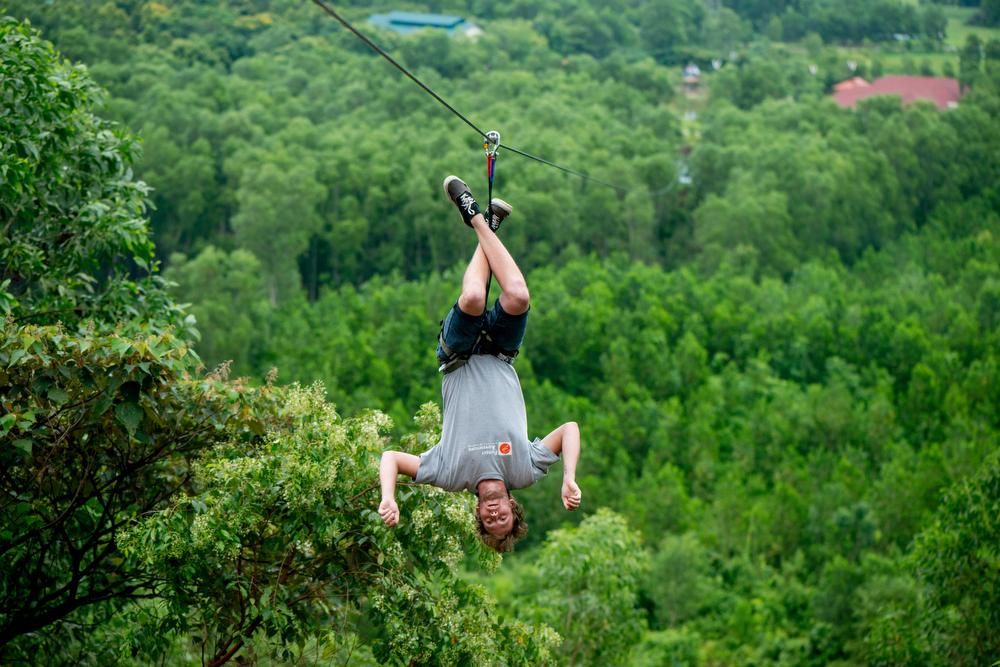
[0,17,557,665]
[3,1,1000,665]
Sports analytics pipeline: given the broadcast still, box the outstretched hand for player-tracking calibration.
[562,479,581,511]
[378,498,400,527]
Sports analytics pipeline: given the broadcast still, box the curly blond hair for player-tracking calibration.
[475,495,527,553]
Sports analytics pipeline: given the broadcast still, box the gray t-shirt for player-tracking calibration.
[415,355,560,493]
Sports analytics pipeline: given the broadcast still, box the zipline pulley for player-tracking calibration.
[484,130,500,204]
[484,130,501,158]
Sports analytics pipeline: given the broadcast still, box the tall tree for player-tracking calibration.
[0,17,179,331]
[529,509,647,665]
[980,0,1000,27]
[230,157,325,306]
[122,395,559,666]
[0,18,261,652]
[960,34,983,88]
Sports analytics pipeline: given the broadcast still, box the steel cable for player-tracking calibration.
[309,0,645,195]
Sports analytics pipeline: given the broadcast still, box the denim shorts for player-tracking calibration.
[436,300,528,363]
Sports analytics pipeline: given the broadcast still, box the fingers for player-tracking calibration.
[378,501,399,527]
[562,486,582,511]
[563,494,581,511]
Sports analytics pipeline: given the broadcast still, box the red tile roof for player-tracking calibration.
[832,76,962,110]
[833,76,870,92]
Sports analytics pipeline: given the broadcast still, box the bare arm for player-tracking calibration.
[378,451,420,527]
[542,422,582,511]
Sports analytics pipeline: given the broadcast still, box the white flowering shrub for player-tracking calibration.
[120,384,556,665]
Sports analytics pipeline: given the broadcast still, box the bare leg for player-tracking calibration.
[458,244,489,316]
[469,214,529,315]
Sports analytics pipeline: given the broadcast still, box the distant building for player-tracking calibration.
[834,76,869,93]
[368,11,482,38]
[832,75,962,110]
[683,63,701,95]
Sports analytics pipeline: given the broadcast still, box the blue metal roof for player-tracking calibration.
[368,11,471,35]
[388,11,463,27]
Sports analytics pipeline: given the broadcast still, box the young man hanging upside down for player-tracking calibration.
[378,175,582,552]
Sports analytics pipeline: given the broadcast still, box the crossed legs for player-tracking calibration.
[437,176,529,363]
[458,213,529,317]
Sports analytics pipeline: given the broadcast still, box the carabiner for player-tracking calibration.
[484,130,501,158]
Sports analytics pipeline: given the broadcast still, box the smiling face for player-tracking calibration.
[477,483,514,537]
[474,480,528,553]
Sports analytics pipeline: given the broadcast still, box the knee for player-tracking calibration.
[458,287,487,316]
[503,282,530,315]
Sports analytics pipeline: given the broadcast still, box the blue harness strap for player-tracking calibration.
[437,324,518,375]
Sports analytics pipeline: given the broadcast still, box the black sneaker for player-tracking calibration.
[484,198,512,233]
[442,175,481,227]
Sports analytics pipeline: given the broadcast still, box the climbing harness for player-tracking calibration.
[305,0,661,374]
[437,325,518,375]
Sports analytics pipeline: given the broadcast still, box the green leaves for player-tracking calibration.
[905,452,1000,666]
[0,412,15,436]
[5,3,1000,664]
[0,315,278,658]
[46,387,68,405]
[531,509,647,666]
[0,17,184,334]
[114,401,142,436]
[121,385,553,665]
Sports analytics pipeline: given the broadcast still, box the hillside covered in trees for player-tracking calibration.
[3,0,1000,665]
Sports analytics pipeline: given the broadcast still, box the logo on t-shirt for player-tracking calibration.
[498,441,512,455]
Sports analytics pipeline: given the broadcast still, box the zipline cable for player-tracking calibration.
[503,145,629,193]
[309,0,487,140]
[308,0,640,195]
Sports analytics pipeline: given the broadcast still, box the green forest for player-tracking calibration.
[2,0,1000,664]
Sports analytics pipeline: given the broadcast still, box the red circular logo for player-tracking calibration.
[498,442,512,455]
